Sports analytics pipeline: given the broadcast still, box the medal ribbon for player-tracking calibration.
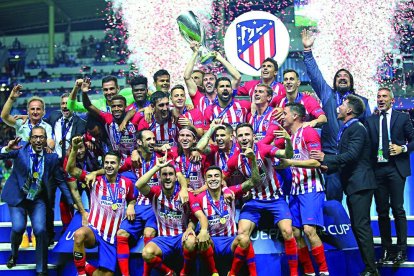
[253,106,272,133]
[241,144,257,177]
[103,175,120,206]
[27,119,42,131]
[61,118,73,142]
[181,154,194,178]
[206,190,226,218]
[213,99,234,119]
[141,152,156,175]
[336,118,359,149]
[336,91,351,108]
[111,122,123,145]
[219,142,236,170]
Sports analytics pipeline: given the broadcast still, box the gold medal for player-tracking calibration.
[33,172,39,179]
[112,203,118,211]
[59,140,63,146]
[81,183,86,189]
[220,217,227,225]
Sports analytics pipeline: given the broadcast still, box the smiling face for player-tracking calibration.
[335,70,351,93]
[153,97,170,120]
[131,84,148,103]
[203,73,216,94]
[28,100,45,122]
[216,80,232,103]
[337,99,351,121]
[76,141,86,160]
[30,128,47,153]
[103,154,121,178]
[102,80,119,102]
[377,89,394,112]
[236,126,254,150]
[253,85,271,105]
[138,130,156,155]
[261,61,277,81]
[110,99,126,120]
[60,96,73,119]
[283,72,301,95]
[178,131,196,150]
[160,166,177,190]
[205,168,222,191]
[171,88,186,109]
[154,75,171,93]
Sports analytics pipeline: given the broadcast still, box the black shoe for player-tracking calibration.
[360,269,379,276]
[393,250,408,264]
[6,255,17,269]
[378,249,393,263]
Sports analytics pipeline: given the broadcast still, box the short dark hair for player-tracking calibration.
[130,75,148,87]
[170,84,185,95]
[136,128,152,141]
[215,76,231,89]
[215,123,233,135]
[104,151,121,162]
[102,75,118,87]
[153,69,170,83]
[160,164,176,174]
[235,123,253,135]
[205,165,222,176]
[29,126,47,139]
[263,57,278,71]
[286,102,306,120]
[345,94,365,117]
[61,93,70,99]
[150,91,169,105]
[111,95,127,106]
[283,69,299,79]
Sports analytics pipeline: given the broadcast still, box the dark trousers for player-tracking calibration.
[9,199,48,273]
[347,189,376,272]
[374,163,407,252]
[324,172,344,202]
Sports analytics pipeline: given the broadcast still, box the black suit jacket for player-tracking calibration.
[365,109,414,178]
[45,110,86,139]
[324,121,377,196]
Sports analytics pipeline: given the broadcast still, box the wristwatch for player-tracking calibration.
[401,145,408,153]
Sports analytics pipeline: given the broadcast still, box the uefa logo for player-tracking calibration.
[224,11,290,76]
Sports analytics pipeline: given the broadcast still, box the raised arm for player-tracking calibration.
[81,78,101,116]
[215,52,241,89]
[67,79,88,112]
[1,84,23,127]
[65,136,84,179]
[184,43,200,97]
[273,127,293,159]
[195,118,222,153]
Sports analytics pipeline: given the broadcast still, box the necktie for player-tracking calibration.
[381,111,389,159]
[61,118,68,157]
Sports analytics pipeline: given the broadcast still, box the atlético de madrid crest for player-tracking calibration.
[224,11,290,77]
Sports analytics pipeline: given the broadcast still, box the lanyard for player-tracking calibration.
[61,118,73,140]
[29,150,44,179]
[111,122,122,145]
[141,152,156,175]
[337,118,359,147]
[163,183,180,214]
[181,154,194,178]
[253,106,272,133]
[283,93,303,105]
[134,100,150,111]
[219,142,236,170]
[103,175,120,205]
[206,190,226,217]
[214,99,234,119]
[336,91,351,108]
[241,144,257,177]
[28,120,42,131]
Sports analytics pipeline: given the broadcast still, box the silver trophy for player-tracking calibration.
[177,11,214,64]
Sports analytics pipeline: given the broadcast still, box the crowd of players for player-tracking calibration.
[0,30,413,276]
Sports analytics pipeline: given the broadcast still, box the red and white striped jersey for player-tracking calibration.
[99,111,141,157]
[174,153,208,191]
[80,174,135,244]
[138,116,178,148]
[276,93,325,121]
[224,143,283,200]
[204,100,249,130]
[290,126,325,195]
[247,106,280,142]
[237,79,286,106]
[190,89,215,115]
[191,185,243,237]
[148,185,193,237]
[177,108,206,130]
[208,143,244,186]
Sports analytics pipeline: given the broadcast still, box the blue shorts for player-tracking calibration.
[119,204,157,243]
[289,192,325,228]
[239,198,292,226]
[212,236,235,257]
[151,234,183,260]
[90,226,117,272]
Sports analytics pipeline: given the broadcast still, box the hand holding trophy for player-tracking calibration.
[177,11,214,64]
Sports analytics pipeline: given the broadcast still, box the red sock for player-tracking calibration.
[60,200,74,232]
[85,262,97,276]
[181,248,196,275]
[143,237,154,276]
[298,246,314,274]
[284,238,298,276]
[199,246,218,274]
[230,245,248,275]
[117,236,130,276]
[311,245,328,273]
[246,243,257,276]
[73,252,86,275]
[147,255,173,274]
